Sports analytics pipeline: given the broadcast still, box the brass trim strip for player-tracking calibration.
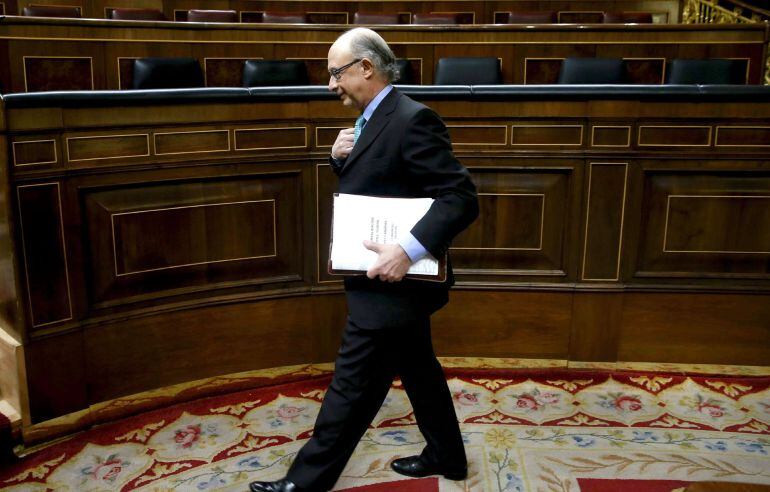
[234,127,308,151]
[16,182,74,328]
[22,55,94,92]
[12,139,58,166]
[447,125,508,146]
[581,162,629,282]
[637,125,712,147]
[111,199,278,276]
[153,129,231,155]
[662,194,770,254]
[590,125,631,148]
[511,124,583,146]
[451,193,545,251]
[714,125,770,147]
[65,133,150,162]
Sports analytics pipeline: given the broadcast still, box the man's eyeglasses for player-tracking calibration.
[329,59,362,81]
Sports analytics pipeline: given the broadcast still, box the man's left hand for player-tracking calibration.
[364,240,411,282]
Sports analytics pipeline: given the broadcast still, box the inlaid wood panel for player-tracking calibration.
[12,138,58,166]
[582,163,628,281]
[23,57,94,92]
[636,169,770,278]
[67,133,150,161]
[315,127,345,149]
[83,172,304,306]
[638,125,712,147]
[511,124,583,147]
[448,125,507,147]
[715,126,770,147]
[234,126,306,151]
[452,164,576,277]
[523,58,563,85]
[205,57,251,87]
[154,129,230,155]
[591,126,631,148]
[16,183,73,329]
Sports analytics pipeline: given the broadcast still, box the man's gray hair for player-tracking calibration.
[344,28,400,82]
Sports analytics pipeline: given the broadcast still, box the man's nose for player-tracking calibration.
[328,76,337,92]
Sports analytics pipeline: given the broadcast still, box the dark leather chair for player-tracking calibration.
[603,12,654,23]
[557,58,626,84]
[393,59,413,84]
[434,57,502,85]
[665,59,746,84]
[412,13,460,24]
[353,12,401,24]
[132,58,205,89]
[110,8,166,21]
[242,60,309,86]
[501,11,557,23]
[186,10,238,22]
[22,5,81,17]
[259,11,308,23]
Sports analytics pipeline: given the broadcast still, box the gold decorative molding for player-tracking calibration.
[66,133,150,162]
[715,126,770,147]
[447,125,508,146]
[153,129,231,155]
[511,124,583,146]
[234,127,308,151]
[637,125,712,147]
[591,126,631,148]
[451,193,545,251]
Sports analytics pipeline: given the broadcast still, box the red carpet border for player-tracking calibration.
[0,368,768,491]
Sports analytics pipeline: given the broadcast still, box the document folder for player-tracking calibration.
[328,193,447,282]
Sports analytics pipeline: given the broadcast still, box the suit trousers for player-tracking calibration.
[286,314,466,491]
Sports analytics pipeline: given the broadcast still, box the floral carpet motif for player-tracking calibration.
[1,368,769,491]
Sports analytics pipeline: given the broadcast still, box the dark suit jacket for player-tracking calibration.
[331,87,478,329]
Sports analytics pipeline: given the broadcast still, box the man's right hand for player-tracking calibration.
[331,127,355,160]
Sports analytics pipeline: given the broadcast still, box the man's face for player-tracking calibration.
[327,44,366,110]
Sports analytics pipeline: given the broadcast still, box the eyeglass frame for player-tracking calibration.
[328,58,362,81]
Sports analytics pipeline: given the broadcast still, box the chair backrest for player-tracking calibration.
[353,12,401,24]
[434,57,502,85]
[110,8,166,21]
[557,58,625,84]
[187,9,238,22]
[132,58,205,89]
[22,5,81,17]
[503,11,557,23]
[412,13,460,24]
[242,60,309,86]
[393,59,413,84]
[665,59,746,84]
[603,12,653,23]
[260,11,308,23]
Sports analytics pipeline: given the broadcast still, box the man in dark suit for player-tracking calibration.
[249,28,478,492]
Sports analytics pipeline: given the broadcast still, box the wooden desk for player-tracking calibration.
[1,86,769,441]
[0,18,765,92]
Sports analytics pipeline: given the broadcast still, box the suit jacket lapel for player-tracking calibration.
[341,88,400,174]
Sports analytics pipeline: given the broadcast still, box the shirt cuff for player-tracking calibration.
[398,232,428,262]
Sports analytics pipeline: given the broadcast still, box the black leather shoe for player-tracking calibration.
[390,455,467,480]
[249,478,306,492]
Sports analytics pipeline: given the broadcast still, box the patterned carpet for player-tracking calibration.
[1,365,770,491]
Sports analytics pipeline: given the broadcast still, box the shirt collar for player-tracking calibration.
[361,84,393,122]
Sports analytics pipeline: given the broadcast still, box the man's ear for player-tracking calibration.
[360,58,374,79]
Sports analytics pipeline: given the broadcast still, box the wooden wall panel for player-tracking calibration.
[83,171,304,307]
[453,165,575,277]
[636,169,770,278]
[16,182,73,330]
[581,162,628,282]
[618,293,770,365]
